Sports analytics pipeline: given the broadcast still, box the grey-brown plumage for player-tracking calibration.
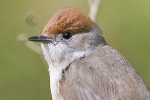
[28,7,150,100]
[59,45,150,100]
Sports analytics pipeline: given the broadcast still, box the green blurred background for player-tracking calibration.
[0,0,150,100]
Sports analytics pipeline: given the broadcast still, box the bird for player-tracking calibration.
[28,7,150,100]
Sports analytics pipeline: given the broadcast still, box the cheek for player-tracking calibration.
[41,43,57,62]
[68,36,91,51]
[41,43,69,61]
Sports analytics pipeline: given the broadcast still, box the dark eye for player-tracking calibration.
[62,32,72,39]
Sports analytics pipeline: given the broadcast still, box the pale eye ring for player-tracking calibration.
[62,32,72,39]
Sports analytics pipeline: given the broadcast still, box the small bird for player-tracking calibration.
[28,7,150,100]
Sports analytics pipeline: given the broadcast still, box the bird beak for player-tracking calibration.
[28,35,53,43]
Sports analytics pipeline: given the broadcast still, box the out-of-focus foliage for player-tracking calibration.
[0,0,149,100]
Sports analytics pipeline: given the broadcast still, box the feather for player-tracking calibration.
[59,45,150,100]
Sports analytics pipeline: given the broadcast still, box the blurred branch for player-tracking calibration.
[88,0,102,22]
[17,34,41,54]
[17,11,42,55]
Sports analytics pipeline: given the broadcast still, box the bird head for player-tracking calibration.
[28,7,106,67]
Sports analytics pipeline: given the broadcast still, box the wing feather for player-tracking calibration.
[59,45,150,100]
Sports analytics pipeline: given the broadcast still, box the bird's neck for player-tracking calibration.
[41,43,95,100]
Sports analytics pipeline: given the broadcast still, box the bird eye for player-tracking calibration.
[62,32,72,39]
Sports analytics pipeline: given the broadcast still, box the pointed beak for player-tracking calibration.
[28,35,52,43]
